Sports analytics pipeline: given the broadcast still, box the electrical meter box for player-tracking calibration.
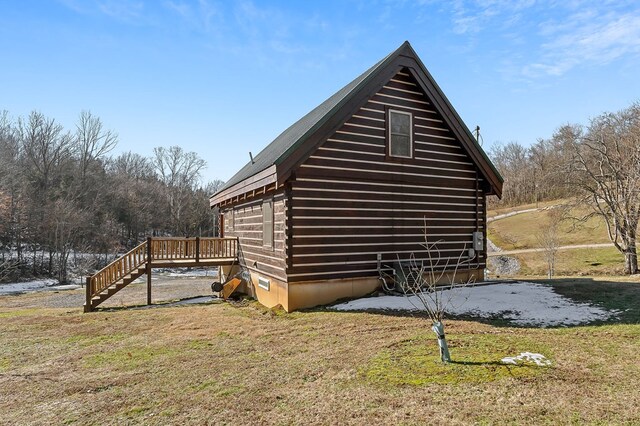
[472,231,484,251]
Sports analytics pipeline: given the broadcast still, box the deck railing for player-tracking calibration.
[199,237,238,259]
[149,237,238,261]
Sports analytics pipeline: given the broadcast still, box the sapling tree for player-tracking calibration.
[383,222,476,363]
[536,207,564,279]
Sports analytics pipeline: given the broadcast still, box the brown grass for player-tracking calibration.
[1,291,639,425]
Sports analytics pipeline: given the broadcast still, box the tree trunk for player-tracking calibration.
[431,321,451,363]
[624,247,638,275]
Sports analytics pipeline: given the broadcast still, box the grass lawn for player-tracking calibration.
[1,278,640,425]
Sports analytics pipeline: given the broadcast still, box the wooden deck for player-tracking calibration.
[84,237,238,312]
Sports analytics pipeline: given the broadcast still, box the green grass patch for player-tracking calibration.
[0,356,11,372]
[363,332,552,386]
[0,308,40,319]
[83,345,181,370]
[124,405,152,417]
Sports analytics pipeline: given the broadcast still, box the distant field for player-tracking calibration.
[1,277,640,425]
[488,205,612,251]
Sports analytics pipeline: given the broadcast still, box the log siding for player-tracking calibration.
[287,68,487,282]
[222,191,287,282]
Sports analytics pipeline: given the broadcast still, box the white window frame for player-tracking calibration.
[262,198,274,248]
[388,109,413,159]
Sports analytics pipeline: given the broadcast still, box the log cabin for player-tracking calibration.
[210,41,503,312]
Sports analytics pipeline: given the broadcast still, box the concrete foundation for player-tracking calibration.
[221,265,485,312]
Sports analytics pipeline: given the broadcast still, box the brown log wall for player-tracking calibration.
[222,191,287,282]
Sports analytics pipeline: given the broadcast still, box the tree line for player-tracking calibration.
[0,110,223,283]
[488,102,640,274]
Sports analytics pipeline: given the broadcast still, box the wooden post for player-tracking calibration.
[195,237,200,263]
[85,276,92,313]
[146,237,152,306]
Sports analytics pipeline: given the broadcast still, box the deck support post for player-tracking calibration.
[85,276,92,313]
[195,237,200,263]
[147,237,152,306]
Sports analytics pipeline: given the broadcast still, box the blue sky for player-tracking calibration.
[2,0,640,183]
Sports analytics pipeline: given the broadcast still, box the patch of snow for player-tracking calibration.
[48,284,82,291]
[0,279,60,295]
[501,352,551,366]
[331,282,619,327]
[155,268,218,278]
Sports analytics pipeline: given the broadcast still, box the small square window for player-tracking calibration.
[388,110,413,158]
[258,277,270,291]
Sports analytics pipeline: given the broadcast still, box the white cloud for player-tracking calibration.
[424,0,640,78]
[163,0,220,33]
[57,0,149,24]
[97,0,144,22]
[525,10,640,77]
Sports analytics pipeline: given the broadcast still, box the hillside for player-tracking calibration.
[487,200,627,276]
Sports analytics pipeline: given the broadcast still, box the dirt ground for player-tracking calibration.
[0,274,219,310]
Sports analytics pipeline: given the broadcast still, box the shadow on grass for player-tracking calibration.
[526,277,640,325]
[95,295,225,312]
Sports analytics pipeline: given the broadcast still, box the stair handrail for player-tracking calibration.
[87,241,148,300]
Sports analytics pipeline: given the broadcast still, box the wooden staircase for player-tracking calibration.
[85,266,147,311]
[85,237,238,312]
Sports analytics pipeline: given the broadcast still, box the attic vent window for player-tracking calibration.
[388,109,413,158]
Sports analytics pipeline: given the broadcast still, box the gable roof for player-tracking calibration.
[211,41,503,205]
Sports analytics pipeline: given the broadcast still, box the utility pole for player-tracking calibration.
[474,125,481,145]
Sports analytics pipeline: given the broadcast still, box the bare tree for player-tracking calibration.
[75,110,118,182]
[19,111,72,193]
[559,102,640,274]
[152,146,207,235]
